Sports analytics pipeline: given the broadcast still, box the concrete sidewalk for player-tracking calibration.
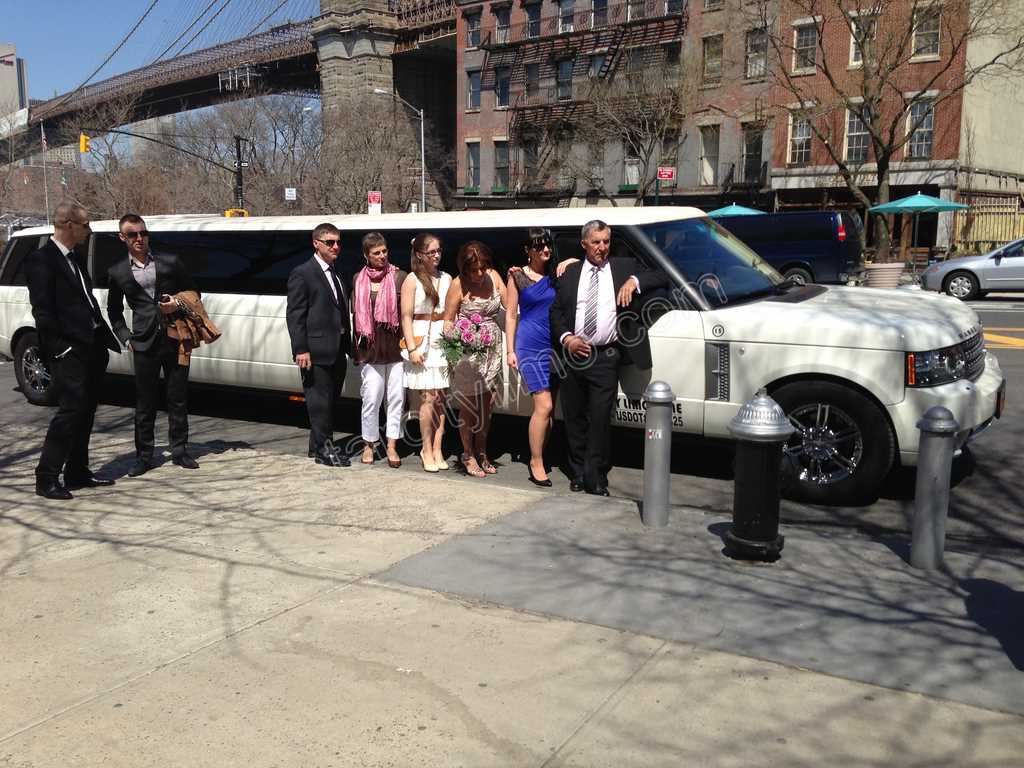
[1,425,1022,767]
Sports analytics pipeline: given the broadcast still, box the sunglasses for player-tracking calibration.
[529,239,553,249]
[318,238,342,248]
[121,230,149,240]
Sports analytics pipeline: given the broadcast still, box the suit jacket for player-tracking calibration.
[286,256,352,365]
[25,238,120,356]
[106,252,198,352]
[549,256,669,370]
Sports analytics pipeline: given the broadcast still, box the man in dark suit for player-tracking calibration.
[286,222,352,467]
[107,213,200,477]
[550,219,669,496]
[26,201,121,499]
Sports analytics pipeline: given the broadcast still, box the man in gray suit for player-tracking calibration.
[286,222,352,467]
[107,213,199,476]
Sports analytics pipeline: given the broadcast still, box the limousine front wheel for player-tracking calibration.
[14,332,56,407]
[773,381,895,505]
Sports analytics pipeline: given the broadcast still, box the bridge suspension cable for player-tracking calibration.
[151,0,223,63]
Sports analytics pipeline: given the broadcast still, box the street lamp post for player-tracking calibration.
[373,88,426,213]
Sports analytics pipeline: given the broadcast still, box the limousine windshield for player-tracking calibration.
[640,217,784,306]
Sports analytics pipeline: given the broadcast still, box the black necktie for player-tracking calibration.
[329,267,344,308]
[68,251,101,323]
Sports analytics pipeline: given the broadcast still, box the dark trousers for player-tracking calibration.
[560,344,620,492]
[36,332,110,483]
[303,355,347,454]
[134,336,190,461]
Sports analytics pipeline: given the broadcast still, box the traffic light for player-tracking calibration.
[223,208,249,217]
[78,133,90,153]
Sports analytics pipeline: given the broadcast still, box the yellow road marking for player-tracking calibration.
[983,327,1024,332]
[984,332,1024,348]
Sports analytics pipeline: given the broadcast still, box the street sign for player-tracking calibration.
[657,167,676,181]
[368,190,382,215]
[284,187,297,201]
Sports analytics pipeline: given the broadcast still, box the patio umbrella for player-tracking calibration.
[707,203,767,218]
[869,192,969,250]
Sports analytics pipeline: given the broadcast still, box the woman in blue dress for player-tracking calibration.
[505,228,577,487]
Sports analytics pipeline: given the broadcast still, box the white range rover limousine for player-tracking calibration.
[0,207,1005,504]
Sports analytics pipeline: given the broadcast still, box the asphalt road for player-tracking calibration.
[1,294,1021,548]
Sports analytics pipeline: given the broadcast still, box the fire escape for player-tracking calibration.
[481,0,688,201]
[390,0,458,53]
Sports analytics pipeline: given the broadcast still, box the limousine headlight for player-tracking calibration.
[906,345,968,387]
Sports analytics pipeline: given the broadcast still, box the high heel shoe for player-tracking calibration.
[477,453,497,474]
[461,453,486,478]
[434,455,449,470]
[528,466,552,488]
[420,452,438,473]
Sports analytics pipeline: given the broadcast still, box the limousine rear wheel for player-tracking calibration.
[772,381,895,505]
[14,332,56,407]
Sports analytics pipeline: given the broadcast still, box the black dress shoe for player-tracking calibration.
[314,448,350,467]
[586,487,610,497]
[128,459,150,477]
[65,474,115,489]
[172,454,200,470]
[569,480,584,493]
[528,467,553,488]
[36,481,72,500]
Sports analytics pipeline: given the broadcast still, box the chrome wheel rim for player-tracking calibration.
[947,275,974,299]
[783,402,863,486]
[787,272,808,286]
[21,345,51,395]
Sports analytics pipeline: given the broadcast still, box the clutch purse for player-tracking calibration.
[399,335,426,361]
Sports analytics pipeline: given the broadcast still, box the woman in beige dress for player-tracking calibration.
[443,241,507,478]
[401,233,451,472]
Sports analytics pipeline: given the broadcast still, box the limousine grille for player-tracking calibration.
[962,331,986,381]
[705,343,730,401]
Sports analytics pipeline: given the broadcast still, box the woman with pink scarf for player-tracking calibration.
[352,232,407,467]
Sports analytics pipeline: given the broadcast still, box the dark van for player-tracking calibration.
[714,210,865,285]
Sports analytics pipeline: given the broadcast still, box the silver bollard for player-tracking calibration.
[910,406,959,571]
[642,381,675,527]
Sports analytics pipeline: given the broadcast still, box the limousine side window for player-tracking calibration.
[365,228,529,281]
[0,236,45,286]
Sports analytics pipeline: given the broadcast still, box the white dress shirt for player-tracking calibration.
[313,253,339,304]
[574,260,618,346]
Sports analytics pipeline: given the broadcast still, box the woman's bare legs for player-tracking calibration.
[527,389,553,481]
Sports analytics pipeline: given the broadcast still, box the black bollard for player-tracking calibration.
[724,389,795,562]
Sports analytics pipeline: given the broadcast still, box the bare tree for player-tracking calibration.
[757,0,1024,258]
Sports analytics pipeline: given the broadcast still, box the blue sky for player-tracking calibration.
[4,0,317,100]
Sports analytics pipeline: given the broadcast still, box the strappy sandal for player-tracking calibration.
[461,453,486,478]
[477,453,497,474]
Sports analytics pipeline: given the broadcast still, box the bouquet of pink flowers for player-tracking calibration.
[439,313,496,363]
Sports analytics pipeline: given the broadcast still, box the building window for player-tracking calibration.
[525,63,540,99]
[625,48,644,74]
[845,107,870,163]
[907,100,934,159]
[589,52,607,77]
[666,0,684,13]
[467,70,481,109]
[466,12,481,47]
[466,143,480,189]
[745,29,767,78]
[742,125,763,183]
[494,141,510,189]
[623,142,641,185]
[523,139,539,181]
[789,114,812,164]
[627,0,645,21]
[495,7,511,44]
[495,67,510,108]
[849,14,876,65]
[913,8,941,57]
[660,130,679,173]
[559,0,575,33]
[704,0,723,10]
[592,0,608,27]
[699,125,720,185]
[794,24,818,71]
[557,59,574,101]
[702,35,723,84]
[589,142,604,184]
[526,3,541,38]
[664,41,681,65]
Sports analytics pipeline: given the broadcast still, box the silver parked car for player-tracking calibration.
[921,238,1024,300]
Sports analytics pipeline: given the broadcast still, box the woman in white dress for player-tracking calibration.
[401,233,452,472]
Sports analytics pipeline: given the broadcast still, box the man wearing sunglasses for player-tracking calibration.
[286,222,352,467]
[26,201,121,499]
[107,213,200,477]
